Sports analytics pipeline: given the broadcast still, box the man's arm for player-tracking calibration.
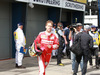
[62,35,68,45]
[69,31,72,40]
[89,36,93,49]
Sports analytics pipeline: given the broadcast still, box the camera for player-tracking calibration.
[69,24,77,31]
[70,27,74,31]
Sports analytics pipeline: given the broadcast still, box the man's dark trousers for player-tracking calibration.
[73,54,89,75]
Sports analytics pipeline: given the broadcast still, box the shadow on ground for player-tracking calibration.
[0,57,38,72]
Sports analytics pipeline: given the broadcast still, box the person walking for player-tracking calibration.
[14,23,26,68]
[34,20,59,75]
[73,25,93,75]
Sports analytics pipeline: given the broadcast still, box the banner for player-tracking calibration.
[16,0,85,11]
[16,0,62,8]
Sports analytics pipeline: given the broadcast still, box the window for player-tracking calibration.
[91,1,98,15]
[85,9,90,15]
[91,10,98,15]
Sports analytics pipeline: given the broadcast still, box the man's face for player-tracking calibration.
[76,26,82,31]
[20,25,23,29]
[91,27,96,31]
[46,23,53,33]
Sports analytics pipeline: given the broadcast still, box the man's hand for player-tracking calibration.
[65,41,68,45]
[23,46,25,50]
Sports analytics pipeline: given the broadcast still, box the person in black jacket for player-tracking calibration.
[56,22,68,66]
[73,25,93,75]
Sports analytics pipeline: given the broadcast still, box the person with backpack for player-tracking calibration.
[56,22,67,66]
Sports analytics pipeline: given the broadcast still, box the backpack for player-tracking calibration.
[55,28,64,44]
[70,33,83,55]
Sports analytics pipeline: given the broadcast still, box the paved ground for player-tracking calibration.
[0,57,100,75]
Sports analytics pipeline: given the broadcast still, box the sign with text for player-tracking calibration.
[16,0,62,8]
[16,0,85,11]
[62,0,85,11]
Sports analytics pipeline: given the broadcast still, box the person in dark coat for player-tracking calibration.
[73,25,93,75]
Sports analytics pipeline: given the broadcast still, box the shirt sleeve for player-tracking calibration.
[58,30,63,36]
[64,30,67,36]
[89,36,93,49]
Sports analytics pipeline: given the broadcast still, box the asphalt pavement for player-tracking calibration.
[0,56,100,75]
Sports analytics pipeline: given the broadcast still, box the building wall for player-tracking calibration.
[84,15,98,26]
[0,2,12,59]
[0,1,85,59]
[12,2,27,58]
[25,5,48,48]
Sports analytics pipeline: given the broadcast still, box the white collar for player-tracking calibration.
[45,31,52,36]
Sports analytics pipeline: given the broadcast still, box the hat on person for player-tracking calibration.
[84,25,91,30]
[18,22,23,26]
[76,23,82,26]
[91,25,96,28]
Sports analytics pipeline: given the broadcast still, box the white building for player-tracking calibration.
[84,0,98,26]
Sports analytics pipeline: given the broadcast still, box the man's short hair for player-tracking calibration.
[46,20,53,26]
[84,25,91,30]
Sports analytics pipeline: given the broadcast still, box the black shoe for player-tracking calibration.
[17,65,26,69]
[73,73,77,75]
[15,63,18,68]
[90,64,93,66]
[52,56,56,59]
[96,65,99,69]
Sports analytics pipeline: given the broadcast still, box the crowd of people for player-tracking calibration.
[51,22,100,75]
[13,20,100,75]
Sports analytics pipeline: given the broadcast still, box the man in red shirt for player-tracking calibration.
[34,20,59,75]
